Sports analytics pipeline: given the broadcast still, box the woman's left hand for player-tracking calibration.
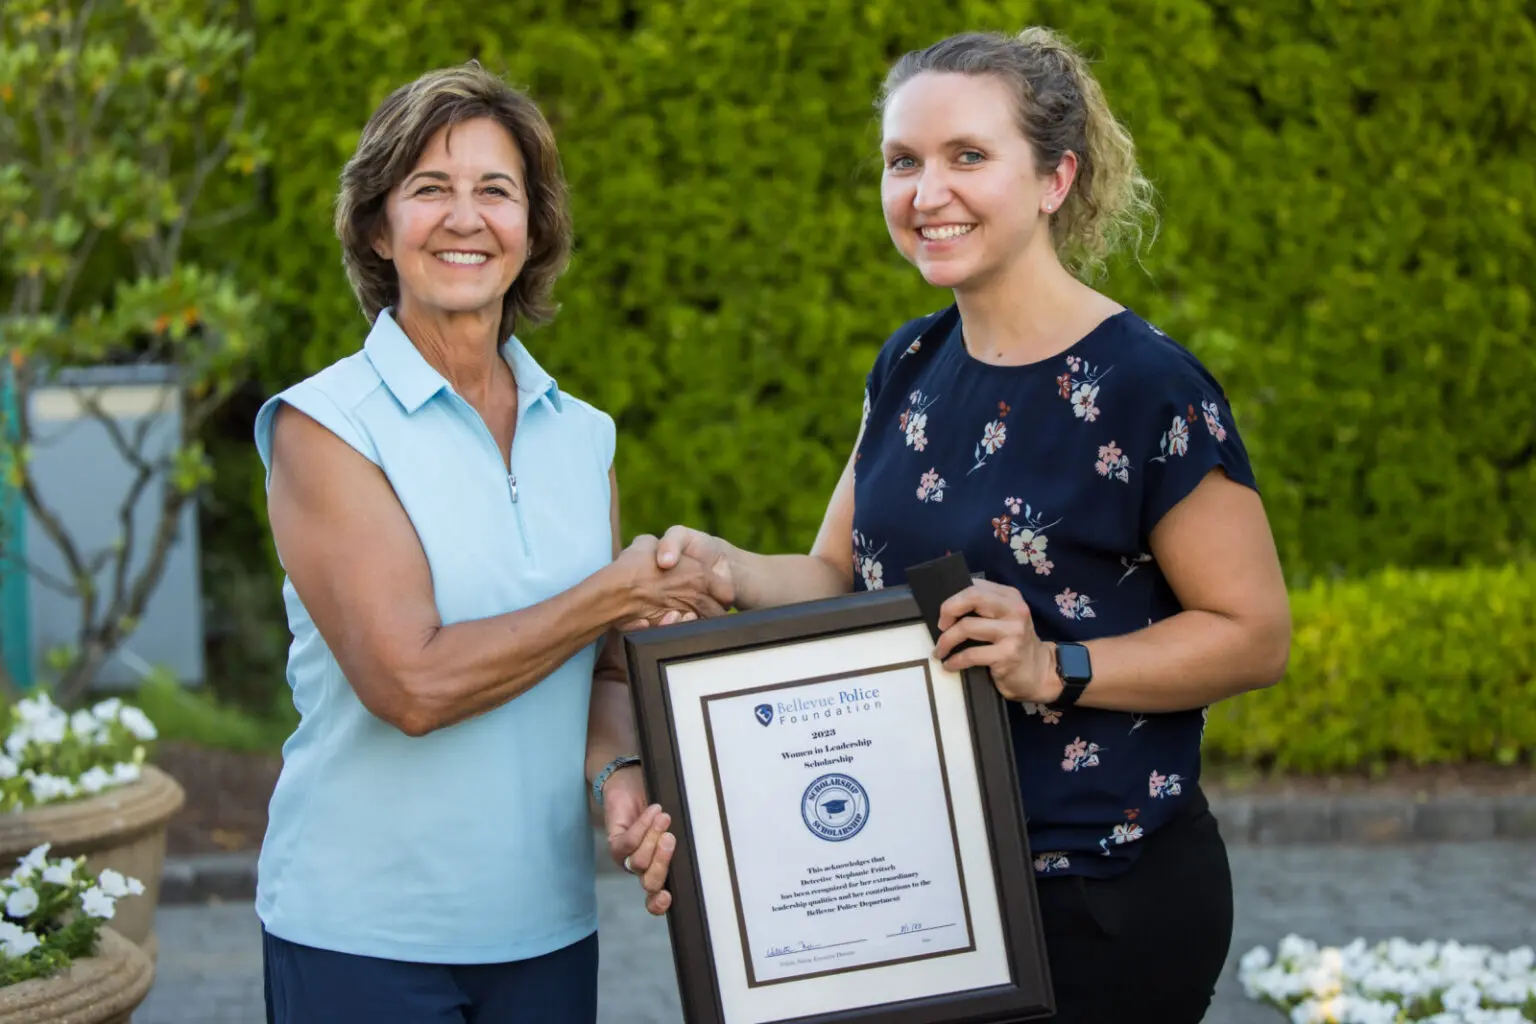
[933,580,1063,705]
[601,767,674,916]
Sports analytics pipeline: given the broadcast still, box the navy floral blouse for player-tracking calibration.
[851,304,1257,880]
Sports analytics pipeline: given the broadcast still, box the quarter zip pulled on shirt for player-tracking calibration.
[451,391,533,560]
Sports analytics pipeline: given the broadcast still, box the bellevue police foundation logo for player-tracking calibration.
[753,704,773,727]
[801,773,869,842]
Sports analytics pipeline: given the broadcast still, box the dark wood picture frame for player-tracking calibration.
[623,585,1054,1024]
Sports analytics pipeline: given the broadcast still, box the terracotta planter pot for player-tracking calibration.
[0,765,184,960]
[0,927,154,1024]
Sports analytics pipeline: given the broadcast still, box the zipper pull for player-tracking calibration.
[508,473,519,503]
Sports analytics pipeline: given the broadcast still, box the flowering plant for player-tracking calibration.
[0,843,144,987]
[0,693,158,812]
[1240,934,1536,1023]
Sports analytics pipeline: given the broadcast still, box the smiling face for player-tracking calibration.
[881,72,1063,292]
[375,116,529,328]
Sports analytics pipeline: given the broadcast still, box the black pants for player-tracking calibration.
[1034,791,1234,1022]
[262,929,599,1024]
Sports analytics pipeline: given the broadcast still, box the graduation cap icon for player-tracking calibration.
[821,798,850,816]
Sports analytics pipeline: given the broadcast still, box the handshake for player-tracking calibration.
[607,525,737,630]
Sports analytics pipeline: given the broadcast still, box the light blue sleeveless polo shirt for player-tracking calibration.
[252,309,614,964]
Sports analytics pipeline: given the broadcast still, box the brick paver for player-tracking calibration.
[134,839,1536,1023]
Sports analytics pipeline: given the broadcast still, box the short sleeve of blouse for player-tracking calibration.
[864,307,952,407]
[1138,342,1259,535]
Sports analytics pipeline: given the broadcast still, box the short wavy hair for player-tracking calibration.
[335,62,573,340]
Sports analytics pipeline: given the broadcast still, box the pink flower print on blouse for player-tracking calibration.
[897,390,938,452]
[1094,440,1132,483]
[1056,355,1111,423]
[916,468,948,504]
[1152,405,1194,463]
[994,499,1058,576]
[1033,852,1071,874]
[1149,770,1184,799]
[1061,737,1102,772]
[1201,400,1228,442]
[1099,816,1146,855]
[851,530,887,591]
[968,400,1011,475]
[1055,587,1096,620]
[1022,702,1062,725]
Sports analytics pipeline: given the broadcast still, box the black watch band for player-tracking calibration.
[1052,642,1093,707]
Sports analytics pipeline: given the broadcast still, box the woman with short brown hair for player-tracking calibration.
[254,63,722,1023]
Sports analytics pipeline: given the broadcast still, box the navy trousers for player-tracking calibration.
[262,929,599,1024]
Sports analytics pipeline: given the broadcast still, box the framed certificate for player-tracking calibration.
[623,583,1053,1024]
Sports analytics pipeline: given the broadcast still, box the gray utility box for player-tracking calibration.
[16,364,205,690]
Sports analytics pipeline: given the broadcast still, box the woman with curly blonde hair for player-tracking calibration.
[630,27,1291,1022]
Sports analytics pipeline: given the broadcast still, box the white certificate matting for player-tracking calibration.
[665,622,1011,1024]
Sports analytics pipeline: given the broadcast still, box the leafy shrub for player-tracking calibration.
[213,0,1536,580]
[1205,562,1536,771]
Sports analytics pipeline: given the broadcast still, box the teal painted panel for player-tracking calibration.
[0,362,31,689]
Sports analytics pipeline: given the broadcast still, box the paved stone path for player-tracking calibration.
[135,840,1536,1023]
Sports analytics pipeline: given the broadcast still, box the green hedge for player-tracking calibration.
[1204,562,1536,771]
[212,0,1536,575]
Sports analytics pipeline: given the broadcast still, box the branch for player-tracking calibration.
[11,373,96,630]
[23,557,80,598]
[50,227,102,319]
[187,200,258,232]
[0,533,80,597]
[163,93,249,270]
[107,452,155,624]
[101,474,191,666]
[74,390,152,475]
[183,376,238,437]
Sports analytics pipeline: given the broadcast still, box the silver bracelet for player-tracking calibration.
[591,755,642,808]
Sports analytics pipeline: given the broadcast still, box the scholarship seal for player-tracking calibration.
[801,773,869,842]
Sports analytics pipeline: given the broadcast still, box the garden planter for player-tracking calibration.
[0,765,183,961]
[0,926,153,1024]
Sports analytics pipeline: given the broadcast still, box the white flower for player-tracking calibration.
[111,762,141,785]
[15,695,59,724]
[0,920,40,958]
[28,717,67,746]
[5,886,38,918]
[1242,934,1536,1023]
[125,876,145,896]
[78,765,115,794]
[26,771,77,803]
[1239,945,1273,973]
[3,733,25,758]
[17,845,51,875]
[1441,981,1483,1012]
[0,755,17,780]
[70,708,101,740]
[96,869,132,899]
[117,707,157,741]
[91,697,124,722]
[80,886,116,919]
[41,860,76,885]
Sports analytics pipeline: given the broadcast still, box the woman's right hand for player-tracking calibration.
[608,534,728,627]
[654,525,737,609]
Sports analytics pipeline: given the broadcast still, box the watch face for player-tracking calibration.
[1057,643,1092,683]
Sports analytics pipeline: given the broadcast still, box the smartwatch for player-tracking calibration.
[1052,642,1093,707]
